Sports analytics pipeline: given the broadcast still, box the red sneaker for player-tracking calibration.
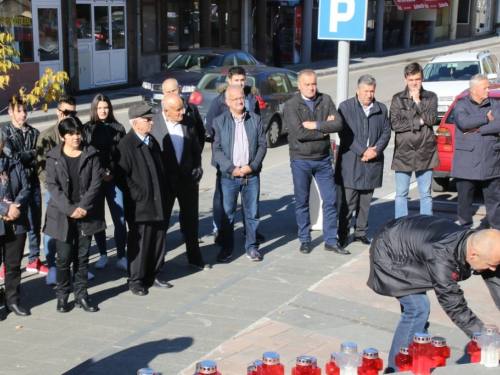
[0,264,4,279]
[26,258,49,275]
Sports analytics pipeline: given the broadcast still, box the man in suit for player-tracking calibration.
[115,105,173,296]
[151,94,211,270]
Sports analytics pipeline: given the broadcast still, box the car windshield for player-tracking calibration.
[423,62,480,82]
[198,73,256,92]
[168,53,219,71]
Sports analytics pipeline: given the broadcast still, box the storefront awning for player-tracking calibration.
[393,0,450,11]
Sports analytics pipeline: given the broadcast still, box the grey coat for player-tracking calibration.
[335,96,391,190]
[390,87,440,172]
[451,95,500,180]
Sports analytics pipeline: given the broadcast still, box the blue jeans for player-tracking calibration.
[44,189,57,268]
[290,157,338,245]
[94,179,127,258]
[220,175,260,254]
[27,182,42,263]
[388,293,430,372]
[213,171,249,232]
[395,169,433,218]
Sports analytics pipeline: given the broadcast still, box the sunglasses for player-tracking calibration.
[58,108,78,117]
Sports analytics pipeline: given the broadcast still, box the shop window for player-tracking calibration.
[457,0,470,24]
[142,0,158,53]
[76,4,91,40]
[0,0,34,63]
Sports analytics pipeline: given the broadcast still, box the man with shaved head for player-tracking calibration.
[152,78,205,150]
[367,215,500,373]
[212,85,267,262]
[151,93,210,270]
[451,74,500,230]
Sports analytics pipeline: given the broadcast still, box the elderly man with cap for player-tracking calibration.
[114,105,172,296]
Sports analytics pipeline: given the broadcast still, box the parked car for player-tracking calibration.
[432,83,500,192]
[188,66,298,147]
[422,50,500,119]
[141,49,263,104]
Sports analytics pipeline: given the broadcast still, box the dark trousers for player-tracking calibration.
[127,220,166,288]
[273,42,283,67]
[338,187,374,240]
[166,176,204,264]
[290,156,339,245]
[56,221,91,300]
[1,225,26,305]
[94,179,127,258]
[456,178,500,229]
[27,183,42,262]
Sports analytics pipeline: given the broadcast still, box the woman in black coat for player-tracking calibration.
[0,130,31,317]
[83,94,127,271]
[43,118,104,313]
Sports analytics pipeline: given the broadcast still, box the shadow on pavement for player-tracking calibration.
[62,337,194,375]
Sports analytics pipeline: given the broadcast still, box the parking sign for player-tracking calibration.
[318,0,368,41]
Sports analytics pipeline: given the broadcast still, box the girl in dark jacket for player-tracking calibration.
[0,130,31,317]
[83,94,127,271]
[44,118,104,313]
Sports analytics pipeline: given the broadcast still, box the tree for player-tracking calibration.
[0,29,68,112]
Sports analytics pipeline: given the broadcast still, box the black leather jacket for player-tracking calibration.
[368,215,500,337]
[82,121,126,174]
[1,122,40,184]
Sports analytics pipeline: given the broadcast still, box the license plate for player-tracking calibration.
[438,105,448,112]
[153,93,164,100]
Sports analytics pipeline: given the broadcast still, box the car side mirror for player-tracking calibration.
[161,62,169,70]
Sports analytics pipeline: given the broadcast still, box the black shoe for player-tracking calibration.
[75,297,98,312]
[324,243,351,255]
[354,235,372,245]
[6,303,30,316]
[153,279,173,289]
[129,283,148,296]
[188,260,212,270]
[216,251,232,262]
[338,237,348,248]
[299,242,311,254]
[57,298,69,313]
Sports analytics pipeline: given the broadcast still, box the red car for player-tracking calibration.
[432,83,500,192]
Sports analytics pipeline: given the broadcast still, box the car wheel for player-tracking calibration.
[266,117,281,148]
[431,177,449,192]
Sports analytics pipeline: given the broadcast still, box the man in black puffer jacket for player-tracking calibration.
[284,69,345,255]
[368,215,500,373]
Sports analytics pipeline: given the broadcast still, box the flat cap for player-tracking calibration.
[128,104,154,119]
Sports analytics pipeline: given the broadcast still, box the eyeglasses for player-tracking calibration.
[227,96,245,102]
[58,108,78,117]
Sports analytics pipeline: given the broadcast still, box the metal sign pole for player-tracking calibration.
[336,40,350,105]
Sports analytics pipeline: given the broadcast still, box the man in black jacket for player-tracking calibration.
[151,94,210,270]
[3,97,47,276]
[390,62,439,219]
[115,105,172,296]
[451,74,500,229]
[284,69,346,255]
[152,78,206,150]
[368,215,500,372]
[336,75,391,248]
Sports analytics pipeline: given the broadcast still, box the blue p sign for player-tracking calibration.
[318,0,368,41]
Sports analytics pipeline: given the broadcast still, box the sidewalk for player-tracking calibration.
[0,35,498,127]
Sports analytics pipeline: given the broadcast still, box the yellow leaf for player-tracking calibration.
[15,325,22,329]
[41,103,48,112]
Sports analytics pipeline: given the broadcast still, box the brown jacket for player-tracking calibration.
[36,122,60,188]
[390,86,440,172]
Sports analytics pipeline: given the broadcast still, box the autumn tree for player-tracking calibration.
[0,29,68,112]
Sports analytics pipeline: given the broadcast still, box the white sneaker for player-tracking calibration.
[95,255,108,269]
[46,267,56,285]
[88,271,95,280]
[116,257,127,270]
